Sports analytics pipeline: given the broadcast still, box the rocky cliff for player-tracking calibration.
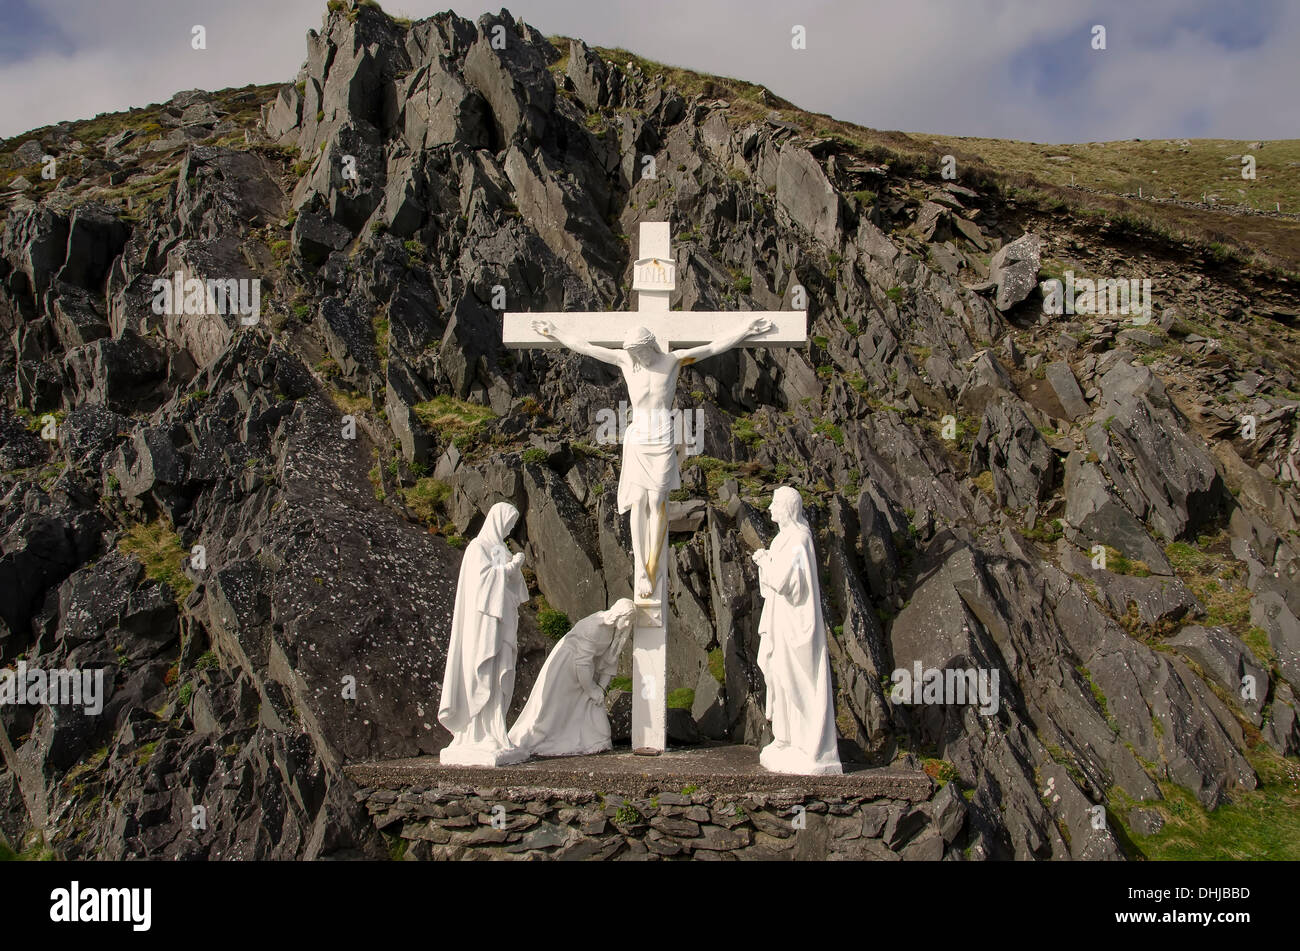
[2,1,1299,860]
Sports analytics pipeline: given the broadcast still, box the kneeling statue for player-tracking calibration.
[509,599,637,758]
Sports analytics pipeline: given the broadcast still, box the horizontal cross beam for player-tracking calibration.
[501,311,807,349]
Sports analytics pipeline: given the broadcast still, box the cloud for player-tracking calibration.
[1,0,1296,142]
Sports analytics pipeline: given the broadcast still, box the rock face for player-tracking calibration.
[2,1,1299,861]
[970,398,1055,510]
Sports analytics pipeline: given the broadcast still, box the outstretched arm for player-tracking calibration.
[672,316,773,365]
[531,319,626,367]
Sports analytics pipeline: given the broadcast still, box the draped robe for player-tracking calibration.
[509,611,626,757]
[756,518,842,776]
[437,504,529,766]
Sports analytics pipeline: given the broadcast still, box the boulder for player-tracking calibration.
[970,397,1055,510]
[988,233,1042,311]
[463,12,554,149]
[566,39,612,111]
[776,146,841,248]
[1250,591,1300,688]
[292,208,352,264]
[57,204,129,290]
[1166,625,1268,724]
[64,331,166,414]
[1063,452,1171,572]
[956,350,1014,416]
[1043,362,1089,421]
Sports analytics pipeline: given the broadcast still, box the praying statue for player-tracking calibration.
[508,599,637,758]
[752,487,842,775]
[437,502,530,766]
[531,316,772,598]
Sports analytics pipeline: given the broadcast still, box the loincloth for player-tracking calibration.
[617,432,681,513]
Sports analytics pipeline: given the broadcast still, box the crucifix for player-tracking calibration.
[503,221,806,751]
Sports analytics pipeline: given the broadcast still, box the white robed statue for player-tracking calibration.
[752,487,842,775]
[509,599,636,757]
[438,502,530,766]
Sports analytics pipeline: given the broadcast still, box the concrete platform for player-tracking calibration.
[346,742,932,800]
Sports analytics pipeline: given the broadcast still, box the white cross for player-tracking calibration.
[503,222,806,751]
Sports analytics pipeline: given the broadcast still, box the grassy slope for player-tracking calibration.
[1116,751,1300,860]
[917,135,1300,214]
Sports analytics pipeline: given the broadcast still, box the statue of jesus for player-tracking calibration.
[531,316,773,598]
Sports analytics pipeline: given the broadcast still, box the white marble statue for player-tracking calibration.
[508,599,637,758]
[529,317,772,599]
[438,502,530,766]
[752,487,842,775]
[504,223,806,752]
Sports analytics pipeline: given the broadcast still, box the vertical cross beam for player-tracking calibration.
[631,529,668,752]
[635,221,671,317]
[631,221,670,753]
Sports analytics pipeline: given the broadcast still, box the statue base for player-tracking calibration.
[759,741,843,776]
[349,746,939,861]
[438,745,530,768]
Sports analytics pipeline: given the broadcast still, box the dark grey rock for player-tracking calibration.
[988,233,1042,310]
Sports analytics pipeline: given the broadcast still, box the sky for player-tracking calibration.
[1,0,1296,143]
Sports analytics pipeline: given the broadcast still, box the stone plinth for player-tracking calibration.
[346,745,958,861]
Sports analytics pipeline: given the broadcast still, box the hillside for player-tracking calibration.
[1,0,1299,861]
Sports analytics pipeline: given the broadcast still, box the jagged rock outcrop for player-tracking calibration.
[2,0,1298,861]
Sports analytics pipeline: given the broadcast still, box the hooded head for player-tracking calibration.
[480,502,520,546]
[769,486,806,530]
[623,326,658,365]
[603,598,637,631]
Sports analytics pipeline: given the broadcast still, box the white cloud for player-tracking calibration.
[1,0,1295,143]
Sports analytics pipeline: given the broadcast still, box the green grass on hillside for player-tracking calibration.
[1115,750,1300,860]
[919,134,1300,214]
[412,395,495,439]
[118,520,194,602]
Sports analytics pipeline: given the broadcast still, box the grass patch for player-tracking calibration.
[0,834,56,861]
[1119,751,1300,860]
[136,740,159,766]
[1165,533,1252,636]
[537,601,571,641]
[667,687,695,710]
[1103,546,1151,577]
[1019,518,1064,544]
[401,477,451,524]
[922,758,957,786]
[328,386,372,416]
[682,455,742,495]
[732,415,763,448]
[613,802,642,825]
[708,648,725,684]
[119,520,194,602]
[413,395,495,441]
[813,420,844,446]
